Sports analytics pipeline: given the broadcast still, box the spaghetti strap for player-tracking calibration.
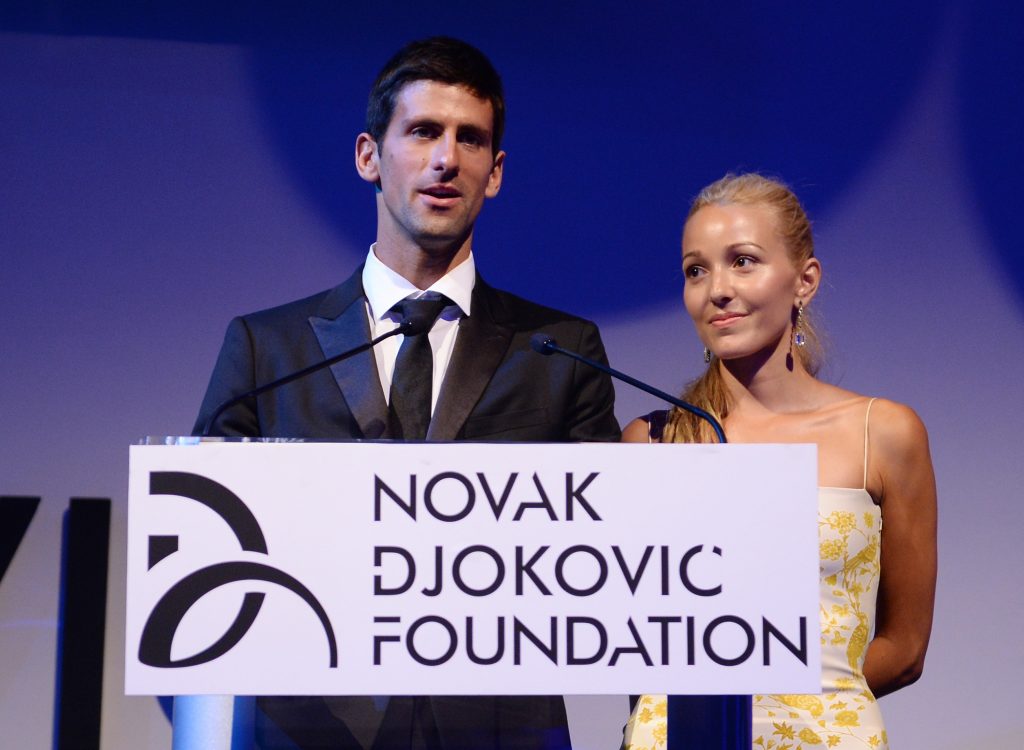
[863,397,877,490]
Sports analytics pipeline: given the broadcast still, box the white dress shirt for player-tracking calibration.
[361,246,475,413]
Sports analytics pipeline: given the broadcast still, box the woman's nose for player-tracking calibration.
[709,269,733,304]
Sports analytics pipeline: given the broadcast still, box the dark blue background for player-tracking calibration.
[1,3,1022,749]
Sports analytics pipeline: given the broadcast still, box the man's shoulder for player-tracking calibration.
[478,280,599,334]
[240,288,333,325]
[235,271,364,330]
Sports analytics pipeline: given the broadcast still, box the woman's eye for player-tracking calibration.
[684,265,703,278]
[735,256,755,268]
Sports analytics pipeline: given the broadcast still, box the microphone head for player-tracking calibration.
[398,315,427,337]
[397,295,450,337]
[399,308,438,337]
[530,333,557,355]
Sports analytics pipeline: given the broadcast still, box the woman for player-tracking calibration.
[621,174,936,749]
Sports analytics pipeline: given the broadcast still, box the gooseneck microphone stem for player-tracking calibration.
[530,334,727,443]
[202,322,415,437]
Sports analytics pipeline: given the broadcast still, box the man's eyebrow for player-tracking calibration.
[457,121,490,135]
[403,116,441,129]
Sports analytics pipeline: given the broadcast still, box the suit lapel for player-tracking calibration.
[427,279,512,441]
[308,269,390,439]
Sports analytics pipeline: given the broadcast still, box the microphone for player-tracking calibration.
[399,303,444,337]
[201,316,422,437]
[530,333,727,443]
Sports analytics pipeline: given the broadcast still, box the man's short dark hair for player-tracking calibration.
[366,36,505,156]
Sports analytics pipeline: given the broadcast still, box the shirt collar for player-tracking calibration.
[362,245,475,321]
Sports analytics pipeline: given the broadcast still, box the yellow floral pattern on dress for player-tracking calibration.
[753,490,886,750]
[622,694,668,750]
[622,490,885,750]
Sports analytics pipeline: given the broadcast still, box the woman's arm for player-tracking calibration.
[622,417,653,443]
[863,399,937,697]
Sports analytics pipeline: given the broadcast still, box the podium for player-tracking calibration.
[128,439,818,748]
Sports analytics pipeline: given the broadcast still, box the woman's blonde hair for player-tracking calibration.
[663,173,822,443]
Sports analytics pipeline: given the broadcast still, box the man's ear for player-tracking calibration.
[355,133,381,186]
[485,150,506,199]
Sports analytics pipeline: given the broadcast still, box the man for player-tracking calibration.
[195,37,619,749]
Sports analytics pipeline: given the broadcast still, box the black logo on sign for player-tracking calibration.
[138,472,338,668]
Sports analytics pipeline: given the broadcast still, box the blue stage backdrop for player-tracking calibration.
[1,2,1021,749]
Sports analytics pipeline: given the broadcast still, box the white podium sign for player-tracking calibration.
[126,441,819,696]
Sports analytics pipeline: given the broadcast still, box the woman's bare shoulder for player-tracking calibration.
[811,381,869,412]
[622,417,655,443]
[867,398,930,459]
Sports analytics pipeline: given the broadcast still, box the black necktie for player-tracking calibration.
[388,294,450,440]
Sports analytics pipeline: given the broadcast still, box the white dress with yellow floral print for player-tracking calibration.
[751,486,886,750]
[618,489,884,745]
[621,488,885,750]
[623,399,887,749]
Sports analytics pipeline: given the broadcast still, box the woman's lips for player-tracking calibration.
[710,313,746,328]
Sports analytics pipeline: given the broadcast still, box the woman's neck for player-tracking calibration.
[719,344,822,416]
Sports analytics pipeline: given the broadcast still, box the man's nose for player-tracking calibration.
[432,133,459,173]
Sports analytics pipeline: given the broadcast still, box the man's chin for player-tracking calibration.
[413,226,474,256]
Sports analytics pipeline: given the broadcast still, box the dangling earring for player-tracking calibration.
[793,301,806,348]
[703,346,712,364]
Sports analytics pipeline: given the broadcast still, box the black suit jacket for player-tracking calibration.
[195,269,619,443]
[194,269,620,750]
